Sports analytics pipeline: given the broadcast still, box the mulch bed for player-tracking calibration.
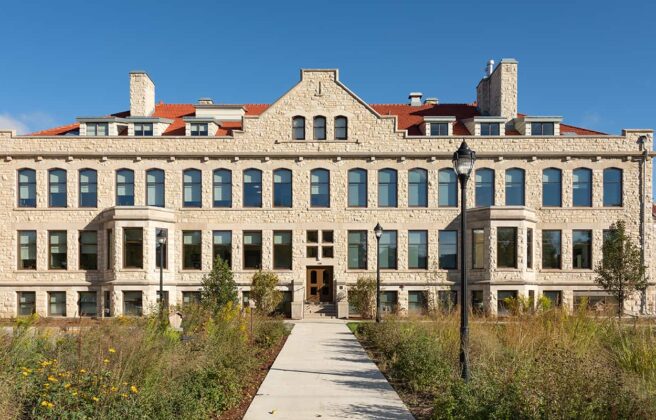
[219,332,289,419]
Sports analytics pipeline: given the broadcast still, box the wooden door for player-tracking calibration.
[306,267,333,303]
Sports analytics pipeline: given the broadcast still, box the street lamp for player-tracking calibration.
[374,223,383,323]
[157,230,167,314]
[452,140,476,381]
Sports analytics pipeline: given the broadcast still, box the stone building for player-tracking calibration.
[0,59,653,318]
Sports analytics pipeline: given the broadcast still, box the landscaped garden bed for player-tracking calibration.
[351,310,656,419]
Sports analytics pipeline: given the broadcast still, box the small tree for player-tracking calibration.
[349,276,377,319]
[200,256,238,314]
[251,271,282,315]
[594,220,647,318]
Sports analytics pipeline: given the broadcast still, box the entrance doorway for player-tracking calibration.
[306,266,333,303]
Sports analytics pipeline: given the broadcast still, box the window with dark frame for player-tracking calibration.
[146,169,165,207]
[106,229,113,270]
[18,230,37,270]
[134,122,153,136]
[183,169,202,208]
[79,231,98,270]
[48,292,66,316]
[116,169,135,206]
[87,122,109,136]
[573,168,592,207]
[190,123,208,136]
[213,169,232,207]
[475,168,494,207]
[480,122,500,136]
[527,228,533,269]
[243,231,262,269]
[292,116,305,140]
[306,230,319,258]
[497,227,517,268]
[18,169,36,208]
[243,169,263,207]
[273,231,293,269]
[183,231,202,269]
[348,169,367,207]
[543,290,562,307]
[531,122,554,136]
[335,116,348,140]
[438,168,457,207]
[439,230,457,269]
[603,168,623,207]
[48,169,67,208]
[213,230,232,267]
[505,168,525,206]
[313,116,326,140]
[310,169,330,207]
[542,168,562,207]
[123,228,143,269]
[347,230,367,269]
[378,168,397,208]
[18,292,36,316]
[542,230,561,269]
[430,122,448,136]
[408,168,428,207]
[573,230,592,269]
[79,169,97,207]
[123,291,143,316]
[408,230,428,269]
[379,231,397,269]
[48,231,67,270]
[78,292,98,316]
[273,169,293,208]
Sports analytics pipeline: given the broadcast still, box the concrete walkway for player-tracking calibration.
[244,319,414,420]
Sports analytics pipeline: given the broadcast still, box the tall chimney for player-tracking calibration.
[476,58,517,121]
[129,71,155,117]
[408,92,423,107]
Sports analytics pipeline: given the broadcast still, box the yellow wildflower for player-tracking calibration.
[92,396,99,402]
[110,386,118,392]
[71,392,78,396]
[103,359,109,364]
[47,375,58,382]
[79,369,86,373]
[40,401,54,408]
[121,393,128,398]
[43,383,50,389]
[40,360,52,367]
[108,348,116,353]
[130,385,138,394]
[22,371,29,376]
[64,383,71,389]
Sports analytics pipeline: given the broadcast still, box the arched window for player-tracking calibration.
[505,168,525,206]
[273,169,293,208]
[146,169,165,207]
[17,169,36,207]
[603,168,623,207]
[292,116,305,140]
[348,168,367,207]
[438,169,457,207]
[378,169,398,208]
[408,168,428,207]
[183,169,202,208]
[542,168,562,207]
[79,169,97,208]
[573,168,592,207]
[48,169,67,208]
[243,169,263,208]
[116,169,135,206]
[475,168,494,207]
[313,116,326,140]
[335,116,348,140]
[213,169,232,207]
[310,169,330,207]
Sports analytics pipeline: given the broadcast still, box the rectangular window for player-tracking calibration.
[273,231,293,270]
[134,122,153,136]
[48,292,66,316]
[543,290,562,307]
[348,169,367,207]
[190,123,208,136]
[17,292,36,316]
[347,230,367,269]
[573,230,592,269]
[87,122,109,136]
[378,170,398,208]
[379,231,397,269]
[531,122,554,136]
[472,229,484,269]
[542,230,561,269]
[496,227,517,268]
[49,170,67,208]
[78,292,97,316]
[381,291,397,314]
[430,123,448,136]
[18,169,37,207]
[408,230,428,269]
[497,290,518,315]
[79,231,98,270]
[438,290,457,312]
[123,228,143,269]
[439,230,457,269]
[123,291,143,316]
[243,231,262,269]
[213,231,232,267]
[79,170,97,207]
[183,291,201,305]
[106,229,113,270]
[18,230,37,270]
[480,122,500,136]
[307,230,318,258]
[155,228,168,269]
[408,291,427,314]
[322,246,334,258]
[527,228,533,269]
[183,231,202,270]
[49,231,67,270]
[472,290,484,314]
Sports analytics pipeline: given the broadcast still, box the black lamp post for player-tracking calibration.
[452,140,476,381]
[374,223,383,323]
[157,230,167,314]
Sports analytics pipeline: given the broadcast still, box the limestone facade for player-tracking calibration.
[0,61,653,318]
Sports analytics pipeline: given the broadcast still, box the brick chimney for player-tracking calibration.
[129,71,155,117]
[476,58,517,121]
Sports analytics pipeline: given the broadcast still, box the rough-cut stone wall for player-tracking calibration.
[0,70,653,318]
[129,72,155,117]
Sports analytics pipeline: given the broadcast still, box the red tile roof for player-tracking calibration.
[28,101,606,137]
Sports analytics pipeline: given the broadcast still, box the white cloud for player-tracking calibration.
[0,112,55,134]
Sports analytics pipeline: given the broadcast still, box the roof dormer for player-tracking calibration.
[76,117,128,136]
[462,116,507,136]
[421,116,456,136]
[194,99,245,122]
[514,116,562,136]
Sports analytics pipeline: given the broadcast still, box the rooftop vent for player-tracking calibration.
[424,97,439,105]
[485,59,495,77]
[409,92,423,107]
[198,97,214,105]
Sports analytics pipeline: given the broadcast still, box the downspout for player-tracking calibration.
[638,135,647,315]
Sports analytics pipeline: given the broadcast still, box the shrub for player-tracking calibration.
[201,256,238,314]
[251,271,282,315]
[349,276,376,319]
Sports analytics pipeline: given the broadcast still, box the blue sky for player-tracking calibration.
[1,0,654,192]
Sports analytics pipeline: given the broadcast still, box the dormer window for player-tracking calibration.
[531,122,554,136]
[292,116,305,140]
[87,123,108,136]
[430,123,448,136]
[480,122,500,136]
[135,123,153,136]
[191,123,208,136]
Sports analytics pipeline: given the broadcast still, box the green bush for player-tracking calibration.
[349,276,377,319]
[251,271,282,315]
[200,256,238,314]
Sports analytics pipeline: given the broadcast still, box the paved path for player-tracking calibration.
[244,319,414,420]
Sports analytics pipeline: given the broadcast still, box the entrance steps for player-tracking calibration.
[304,302,336,319]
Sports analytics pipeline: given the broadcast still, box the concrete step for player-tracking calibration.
[304,303,336,318]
